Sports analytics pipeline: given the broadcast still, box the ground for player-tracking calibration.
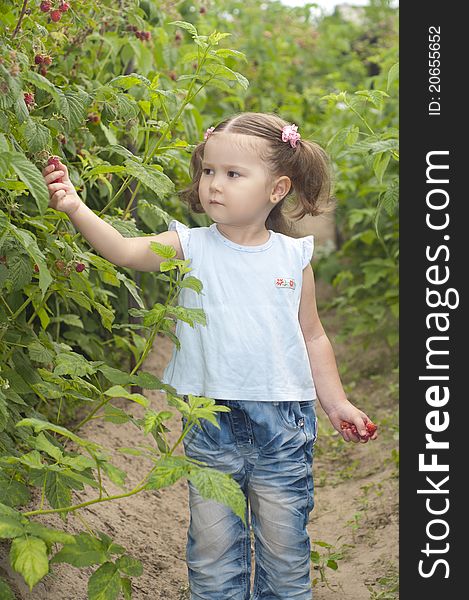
[0,216,398,599]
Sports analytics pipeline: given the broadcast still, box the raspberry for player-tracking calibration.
[47,156,63,182]
[39,66,47,76]
[144,31,151,41]
[175,32,182,42]
[340,420,378,440]
[24,92,35,108]
[43,55,52,66]
[34,54,44,64]
[75,263,86,273]
[200,6,207,14]
[40,1,51,11]
[59,1,70,12]
[169,70,177,81]
[55,260,66,271]
[50,10,62,22]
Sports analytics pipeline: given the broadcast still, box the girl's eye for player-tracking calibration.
[202,168,240,178]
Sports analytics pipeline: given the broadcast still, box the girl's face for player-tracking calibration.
[198,133,286,226]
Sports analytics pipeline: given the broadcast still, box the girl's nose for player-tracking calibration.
[209,177,222,192]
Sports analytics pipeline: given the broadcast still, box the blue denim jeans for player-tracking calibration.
[181,397,318,600]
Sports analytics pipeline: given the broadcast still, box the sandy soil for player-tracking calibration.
[0,215,398,599]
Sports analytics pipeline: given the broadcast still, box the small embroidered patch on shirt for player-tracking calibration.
[275,277,296,289]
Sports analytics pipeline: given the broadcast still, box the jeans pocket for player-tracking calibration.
[274,401,303,430]
[294,400,318,446]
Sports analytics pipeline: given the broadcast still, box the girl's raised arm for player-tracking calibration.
[43,158,183,272]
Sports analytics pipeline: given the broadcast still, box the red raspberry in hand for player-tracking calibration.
[50,10,62,22]
[40,1,51,12]
[47,156,63,182]
[340,420,377,440]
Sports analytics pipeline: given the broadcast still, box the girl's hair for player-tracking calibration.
[178,111,336,236]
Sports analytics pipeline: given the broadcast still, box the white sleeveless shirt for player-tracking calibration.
[161,219,317,402]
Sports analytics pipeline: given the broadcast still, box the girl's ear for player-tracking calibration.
[271,175,292,201]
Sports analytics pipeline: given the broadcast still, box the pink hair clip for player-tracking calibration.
[204,126,215,141]
[281,124,301,148]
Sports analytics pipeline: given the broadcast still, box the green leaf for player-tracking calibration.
[0,577,15,600]
[121,577,132,600]
[1,151,49,214]
[25,522,76,545]
[166,306,207,328]
[188,466,247,525]
[104,385,149,408]
[149,241,176,259]
[124,159,175,197]
[103,403,133,424]
[88,562,121,600]
[168,20,199,38]
[21,118,52,153]
[108,73,151,89]
[100,461,127,487]
[44,471,72,512]
[32,431,63,461]
[54,351,99,378]
[146,456,192,490]
[10,535,49,591]
[143,303,166,327]
[327,559,339,570]
[387,62,399,91]
[50,532,108,567]
[313,540,332,548]
[310,550,320,563]
[16,417,102,451]
[372,151,391,184]
[0,516,24,538]
[116,554,144,577]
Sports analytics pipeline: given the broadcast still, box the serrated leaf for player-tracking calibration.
[146,456,192,490]
[124,159,175,197]
[2,151,49,214]
[115,555,143,577]
[104,385,149,408]
[10,535,49,591]
[21,118,52,153]
[27,340,54,364]
[168,20,199,38]
[88,562,121,600]
[108,74,151,89]
[54,352,97,377]
[51,532,108,567]
[25,522,76,545]
[167,306,206,327]
[32,431,63,461]
[16,418,102,450]
[103,403,132,424]
[188,467,247,524]
[0,516,24,538]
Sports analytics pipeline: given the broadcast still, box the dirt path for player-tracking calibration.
[0,218,398,599]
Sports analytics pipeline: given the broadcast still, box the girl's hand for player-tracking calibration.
[42,157,82,217]
[325,400,378,444]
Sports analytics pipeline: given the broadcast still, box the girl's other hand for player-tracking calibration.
[42,157,82,216]
[326,401,378,444]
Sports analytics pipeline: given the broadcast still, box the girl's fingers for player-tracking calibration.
[45,170,64,183]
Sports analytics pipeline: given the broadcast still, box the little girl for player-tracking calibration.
[43,111,377,600]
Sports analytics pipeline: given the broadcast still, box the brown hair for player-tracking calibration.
[177,111,336,236]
